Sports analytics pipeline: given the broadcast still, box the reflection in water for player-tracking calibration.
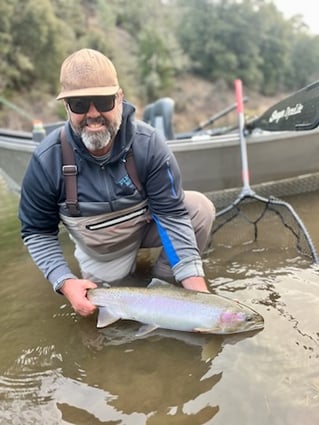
[71,332,223,424]
[1,177,319,424]
[0,324,224,424]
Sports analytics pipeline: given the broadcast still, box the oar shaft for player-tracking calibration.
[193,97,248,132]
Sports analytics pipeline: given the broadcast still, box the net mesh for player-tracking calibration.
[210,193,318,264]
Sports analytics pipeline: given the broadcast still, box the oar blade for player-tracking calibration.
[247,80,319,132]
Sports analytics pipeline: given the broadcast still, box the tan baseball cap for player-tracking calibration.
[56,48,120,100]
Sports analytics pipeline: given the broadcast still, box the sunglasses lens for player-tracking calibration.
[93,96,115,112]
[67,96,116,114]
[67,98,89,114]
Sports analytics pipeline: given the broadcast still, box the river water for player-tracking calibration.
[0,175,319,425]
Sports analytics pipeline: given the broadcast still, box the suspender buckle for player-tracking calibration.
[62,165,78,176]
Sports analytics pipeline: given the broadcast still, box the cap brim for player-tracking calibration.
[56,85,119,100]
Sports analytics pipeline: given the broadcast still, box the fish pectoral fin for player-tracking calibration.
[96,308,119,329]
[135,323,159,337]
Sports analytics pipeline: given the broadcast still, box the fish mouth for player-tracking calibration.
[248,320,264,330]
[244,313,264,331]
[227,318,264,334]
[242,303,265,328]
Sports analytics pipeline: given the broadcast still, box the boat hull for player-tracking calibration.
[1,128,319,201]
[167,130,319,192]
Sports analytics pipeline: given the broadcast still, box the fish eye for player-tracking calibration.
[245,315,253,321]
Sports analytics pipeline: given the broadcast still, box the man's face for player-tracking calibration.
[65,90,123,155]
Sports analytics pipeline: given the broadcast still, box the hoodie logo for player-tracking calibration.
[118,174,134,189]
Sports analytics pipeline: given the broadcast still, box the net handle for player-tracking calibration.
[234,79,252,194]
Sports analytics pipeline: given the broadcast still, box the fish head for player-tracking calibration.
[218,303,264,334]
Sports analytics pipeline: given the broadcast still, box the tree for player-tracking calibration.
[2,0,319,103]
[6,0,70,92]
[0,0,19,91]
[137,26,177,100]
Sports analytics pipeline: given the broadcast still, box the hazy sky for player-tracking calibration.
[274,0,318,34]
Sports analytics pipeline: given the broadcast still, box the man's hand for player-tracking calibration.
[181,276,210,293]
[60,278,98,316]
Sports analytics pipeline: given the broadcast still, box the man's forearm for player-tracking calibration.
[23,233,77,290]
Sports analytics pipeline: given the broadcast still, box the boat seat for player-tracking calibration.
[142,97,175,140]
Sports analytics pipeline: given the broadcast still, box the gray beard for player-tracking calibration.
[81,129,112,151]
[71,113,122,153]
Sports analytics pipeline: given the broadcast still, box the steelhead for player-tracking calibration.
[87,278,264,335]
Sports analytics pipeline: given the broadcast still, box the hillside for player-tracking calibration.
[166,75,283,132]
[1,0,318,134]
[0,74,283,135]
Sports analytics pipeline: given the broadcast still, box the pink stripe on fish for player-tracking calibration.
[220,311,245,323]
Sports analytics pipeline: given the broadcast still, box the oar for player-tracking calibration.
[0,96,34,121]
[246,80,319,132]
[193,97,248,132]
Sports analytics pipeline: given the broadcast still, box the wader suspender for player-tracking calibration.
[60,127,143,217]
[60,128,80,216]
[124,149,143,192]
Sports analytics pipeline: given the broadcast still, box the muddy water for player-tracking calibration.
[0,177,319,425]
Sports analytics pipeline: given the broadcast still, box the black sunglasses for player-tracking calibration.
[67,95,116,114]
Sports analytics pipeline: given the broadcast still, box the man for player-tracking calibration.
[19,48,216,317]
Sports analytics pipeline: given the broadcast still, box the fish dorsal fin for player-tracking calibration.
[147,278,172,288]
